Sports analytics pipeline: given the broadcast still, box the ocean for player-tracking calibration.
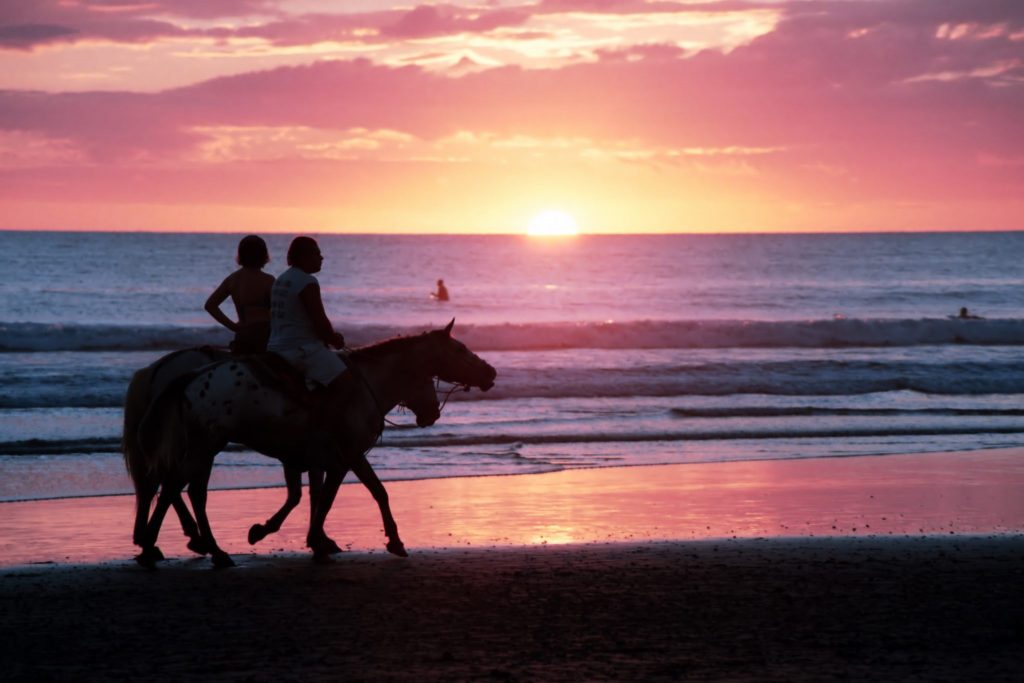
[2,230,1023,502]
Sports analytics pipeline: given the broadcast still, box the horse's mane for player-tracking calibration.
[349,332,431,361]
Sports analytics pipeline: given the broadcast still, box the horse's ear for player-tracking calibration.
[444,318,455,336]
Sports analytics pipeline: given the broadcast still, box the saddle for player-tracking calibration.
[245,352,322,410]
[241,352,364,432]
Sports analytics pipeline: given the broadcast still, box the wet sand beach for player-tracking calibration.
[2,538,1022,681]
[2,449,1023,680]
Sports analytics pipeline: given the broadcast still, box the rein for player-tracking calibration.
[383,380,467,434]
[343,353,388,437]
[437,380,469,413]
[342,345,471,442]
[343,351,454,440]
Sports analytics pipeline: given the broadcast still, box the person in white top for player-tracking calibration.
[268,236,348,388]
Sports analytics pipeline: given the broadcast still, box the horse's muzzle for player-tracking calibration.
[479,366,497,392]
[417,410,440,427]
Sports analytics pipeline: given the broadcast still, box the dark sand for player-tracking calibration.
[1,538,1022,681]
[2,449,1024,680]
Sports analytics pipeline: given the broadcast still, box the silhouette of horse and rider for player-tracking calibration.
[125,235,495,567]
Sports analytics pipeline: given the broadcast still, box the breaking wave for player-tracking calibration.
[2,317,1024,352]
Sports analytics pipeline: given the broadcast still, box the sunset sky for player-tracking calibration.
[1,0,1022,233]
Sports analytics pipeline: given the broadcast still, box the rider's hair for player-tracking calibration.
[287,236,318,266]
[236,235,269,268]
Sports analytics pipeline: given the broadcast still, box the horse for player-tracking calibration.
[123,346,229,557]
[128,348,444,567]
[241,368,441,557]
[123,346,438,562]
[135,320,496,567]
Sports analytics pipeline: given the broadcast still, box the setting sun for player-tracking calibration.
[527,210,579,237]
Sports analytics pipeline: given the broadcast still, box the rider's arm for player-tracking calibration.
[204,274,238,333]
[299,282,346,348]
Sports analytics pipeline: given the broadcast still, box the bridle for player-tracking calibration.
[389,378,467,428]
[436,379,470,413]
[342,345,474,442]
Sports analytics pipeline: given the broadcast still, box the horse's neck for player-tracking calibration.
[354,351,414,412]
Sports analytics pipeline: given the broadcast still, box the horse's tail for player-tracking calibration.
[138,373,196,480]
[122,365,155,491]
[123,348,218,487]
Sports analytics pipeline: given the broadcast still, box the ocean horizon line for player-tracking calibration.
[1,228,1021,237]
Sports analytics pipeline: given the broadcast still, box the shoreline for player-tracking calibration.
[3,442,1022,505]
[2,446,1022,568]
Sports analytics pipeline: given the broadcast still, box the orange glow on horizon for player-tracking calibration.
[527,210,580,237]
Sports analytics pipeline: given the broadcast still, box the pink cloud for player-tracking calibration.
[0,1,534,50]
[380,5,530,39]
[0,0,797,51]
[0,0,277,50]
[6,0,1021,54]
[0,23,78,50]
[0,0,1021,209]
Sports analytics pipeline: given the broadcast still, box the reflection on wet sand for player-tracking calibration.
[1,448,1021,567]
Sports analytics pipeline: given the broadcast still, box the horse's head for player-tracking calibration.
[401,373,441,427]
[426,319,496,391]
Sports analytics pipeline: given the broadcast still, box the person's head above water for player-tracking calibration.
[437,279,444,286]
[236,235,269,269]
[287,236,323,274]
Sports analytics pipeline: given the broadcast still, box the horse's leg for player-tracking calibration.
[132,479,157,549]
[248,465,302,545]
[187,460,235,569]
[170,492,208,555]
[132,479,165,568]
[306,467,344,562]
[308,466,324,517]
[351,456,408,557]
[305,466,343,555]
[135,483,179,568]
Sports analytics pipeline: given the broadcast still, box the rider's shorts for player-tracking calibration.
[274,342,347,387]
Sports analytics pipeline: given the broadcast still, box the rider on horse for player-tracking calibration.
[267,236,355,423]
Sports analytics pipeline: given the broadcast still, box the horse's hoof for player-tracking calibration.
[187,537,209,556]
[386,539,409,557]
[306,533,342,556]
[307,540,342,556]
[134,546,162,569]
[211,551,236,569]
[312,551,334,565]
[248,524,268,546]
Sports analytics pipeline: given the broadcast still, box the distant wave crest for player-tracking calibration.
[3,317,1023,352]
[6,425,1024,458]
